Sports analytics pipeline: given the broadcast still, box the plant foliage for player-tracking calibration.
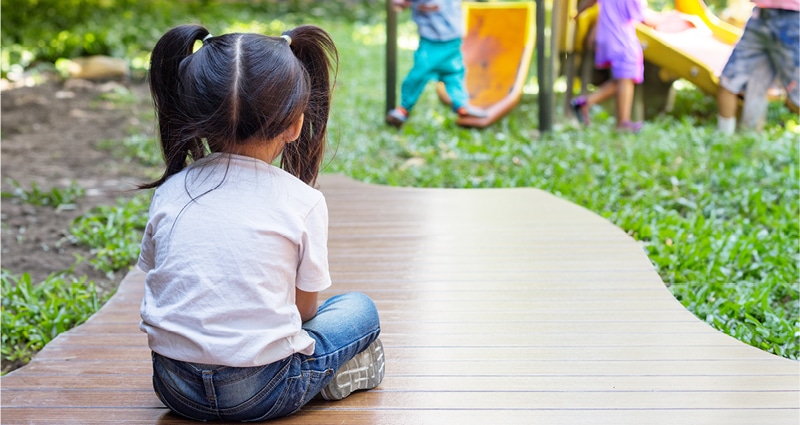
[2,180,85,208]
[70,193,152,275]
[1,271,102,366]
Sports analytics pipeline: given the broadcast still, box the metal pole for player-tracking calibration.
[536,0,553,132]
[386,0,398,112]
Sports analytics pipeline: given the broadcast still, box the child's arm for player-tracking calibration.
[392,0,412,12]
[296,288,319,322]
[417,2,440,13]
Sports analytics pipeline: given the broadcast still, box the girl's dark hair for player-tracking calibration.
[141,24,338,188]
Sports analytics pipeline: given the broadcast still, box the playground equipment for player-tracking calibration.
[435,1,536,128]
[561,0,743,118]
[385,1,556,130]
[386,0,757,128]
[638,0,741,95]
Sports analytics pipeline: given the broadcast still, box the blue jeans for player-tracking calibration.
[150,292,381,422]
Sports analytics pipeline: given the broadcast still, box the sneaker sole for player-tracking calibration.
[458,113,488,119]
[320,339,385,401]
[385,115,405,128]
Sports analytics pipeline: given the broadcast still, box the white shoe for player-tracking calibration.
[319,338,385,400]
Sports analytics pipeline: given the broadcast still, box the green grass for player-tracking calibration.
[2,6,797,363]
[1,187,151,370]
[1,271,103,366]
[69,193,152,275]
[2,179,85,209]
[97,133,163,167]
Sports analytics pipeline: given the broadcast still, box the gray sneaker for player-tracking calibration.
[319,338,385,401]
[456,105,488,119]
[385,107,408,128]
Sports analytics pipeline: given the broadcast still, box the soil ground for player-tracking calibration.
[1,76,156,335]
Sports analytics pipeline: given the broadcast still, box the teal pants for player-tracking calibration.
[400,37,469,112]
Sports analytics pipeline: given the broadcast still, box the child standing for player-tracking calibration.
[716,0,799,134]
[138,24,384,422]
[571,0,645,132]
[386,0,487,128]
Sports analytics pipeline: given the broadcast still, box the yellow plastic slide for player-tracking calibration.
[437,2,535,128]
[566,0,742,96]
[636,0,742,95]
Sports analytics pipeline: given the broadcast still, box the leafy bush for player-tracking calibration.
[0,0,384,78]
[1,271,101,366]
[70,193,151,275]
[98,133,163,167]
[2,180,85,209]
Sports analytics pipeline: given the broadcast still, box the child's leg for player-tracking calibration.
[301,292,382,399]
[615,78,635,126]
[434,39,469,109]
[585,78,618,108]
[608,55,643,128]
[716,14,772,133]
[769,10,799,114]
[435,39,487,117]
[148,293,381,422]
[570,75,616,126]
[400,38,440,111]
[717,86,739,119]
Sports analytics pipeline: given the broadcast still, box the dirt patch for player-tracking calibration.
[1,76,157,298]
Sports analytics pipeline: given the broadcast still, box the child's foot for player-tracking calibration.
[570,96,590,126]
[456,105,488,119]
[385,107,408,128]
[320,338,385,401]
[618,121,642,133]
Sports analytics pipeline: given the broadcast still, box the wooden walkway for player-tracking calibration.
[2,174,798,424]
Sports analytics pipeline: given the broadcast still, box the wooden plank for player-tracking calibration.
[53,320,731,338]
[2,407,796,425]
[3,388,798,410]
[4,373,798,392]
[1,174,797,425]
[35,334,778,364]
[15,357,795,379]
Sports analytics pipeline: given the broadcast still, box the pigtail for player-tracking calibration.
[140,24,210,189]
[279,25,339,186]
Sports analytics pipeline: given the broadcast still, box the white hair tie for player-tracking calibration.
[202,34,213,44]
[281,34,292,45]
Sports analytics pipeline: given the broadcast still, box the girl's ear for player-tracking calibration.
[284,114,304,143]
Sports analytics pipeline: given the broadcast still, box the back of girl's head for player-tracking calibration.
[143,24,338,188]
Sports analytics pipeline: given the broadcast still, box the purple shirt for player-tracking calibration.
[595,0,644,68]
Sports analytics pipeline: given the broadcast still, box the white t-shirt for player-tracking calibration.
[138,153,331,367]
